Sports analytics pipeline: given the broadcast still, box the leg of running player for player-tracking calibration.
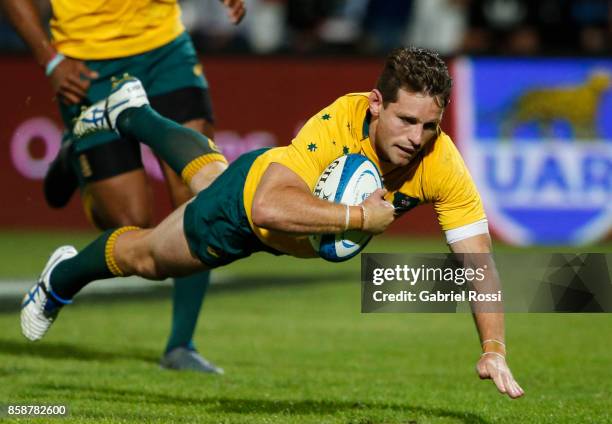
[158,117,226,371]
[71,80,226,371]
[82,170,153,229]
[78,124,220,357]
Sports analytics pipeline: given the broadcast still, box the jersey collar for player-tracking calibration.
[360,111,381,172]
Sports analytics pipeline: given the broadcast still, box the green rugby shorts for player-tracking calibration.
[183,148,281,268]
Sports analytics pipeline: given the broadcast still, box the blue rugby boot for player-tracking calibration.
[21,246,77,341]
[73,75,149,137]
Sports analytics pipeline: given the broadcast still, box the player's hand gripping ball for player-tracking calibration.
[310,154,383,262]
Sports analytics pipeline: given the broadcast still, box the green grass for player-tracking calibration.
[0,231,611,423]
[0,230,610,278]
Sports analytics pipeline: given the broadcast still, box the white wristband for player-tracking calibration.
[344,204,350,231]
[45,53,65,76]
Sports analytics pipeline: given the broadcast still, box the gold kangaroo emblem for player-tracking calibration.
[503,71,611,140]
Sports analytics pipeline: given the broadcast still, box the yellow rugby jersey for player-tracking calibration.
[243,93,486,257]
[50,0,184,59]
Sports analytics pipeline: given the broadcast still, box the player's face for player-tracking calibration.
[369,88,443,167]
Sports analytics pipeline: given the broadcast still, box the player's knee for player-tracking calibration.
[116,212,152,229]
[117,237,167,280]
[129,251,168,280]
[83,187,153,229]
[87,206,152,230]
[182,153,228,193]
[188,161,227,193]
[99,208,152,229]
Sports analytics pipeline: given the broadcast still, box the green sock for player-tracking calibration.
[165,271,211,353]
[49,230,115,300]
[116,105,212,176]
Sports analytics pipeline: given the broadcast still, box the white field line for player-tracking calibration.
[0,274,233,299]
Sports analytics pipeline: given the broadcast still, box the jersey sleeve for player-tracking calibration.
[272,106,343,190]
[424,136,486,231]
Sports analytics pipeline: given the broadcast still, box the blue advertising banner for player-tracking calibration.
[454,58,612,245]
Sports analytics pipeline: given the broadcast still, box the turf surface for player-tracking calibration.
[0,232,610,423]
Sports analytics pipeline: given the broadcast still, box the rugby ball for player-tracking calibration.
[309,154,383,262]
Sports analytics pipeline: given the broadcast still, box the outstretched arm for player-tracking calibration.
[0,0,97,104]
[252,162,395,235]
[450,233,525,399]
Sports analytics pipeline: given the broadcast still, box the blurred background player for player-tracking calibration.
[0,0,245,373]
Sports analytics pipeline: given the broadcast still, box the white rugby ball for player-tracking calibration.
[309,154,383,262]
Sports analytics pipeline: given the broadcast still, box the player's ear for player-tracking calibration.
[369,89,383,117]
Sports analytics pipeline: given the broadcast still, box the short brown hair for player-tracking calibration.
[376,47,452,108]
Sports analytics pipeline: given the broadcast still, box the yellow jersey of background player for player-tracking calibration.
[50,0,183,59]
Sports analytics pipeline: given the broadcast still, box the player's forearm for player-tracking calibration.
[450,234,507,354]
[252,185,361,234]
[471,261,506,355]
[470,260,507,355]
[473,312,506,353]
[1,0,55,66]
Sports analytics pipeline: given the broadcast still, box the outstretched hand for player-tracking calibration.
[476,353,524,399]
[221,0,246,25]
[48,57,98,105]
